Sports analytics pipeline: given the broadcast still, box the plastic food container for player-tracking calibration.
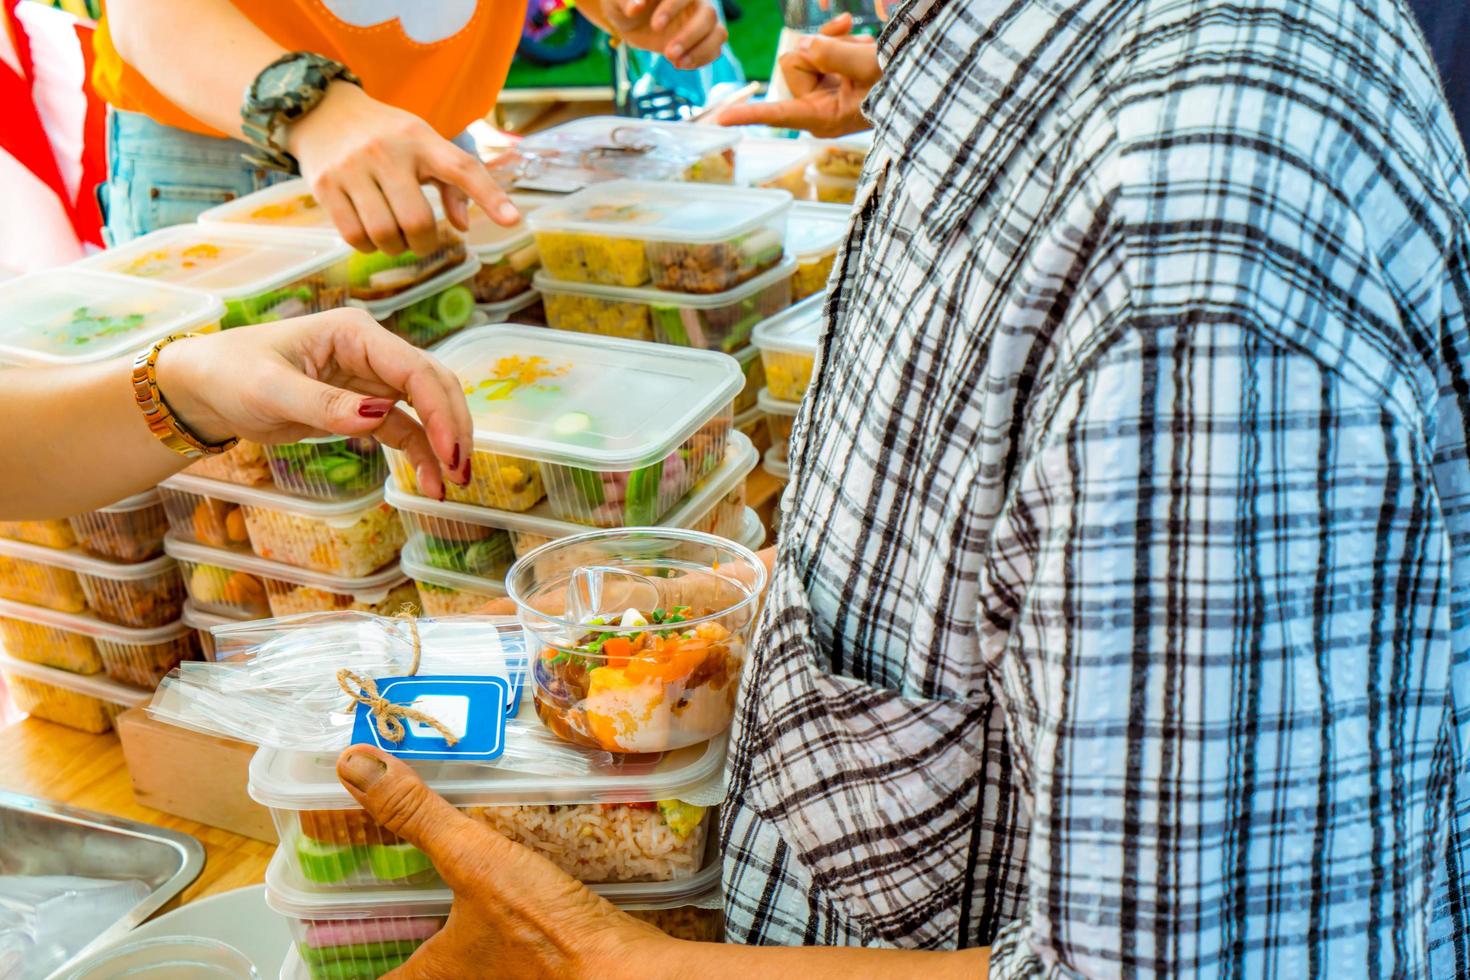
[764,441,790,481]
[734,403,768,454]
[76,224,351,328]
[165,534,417,620]
[527,180,789,293]
[737,507,765,551]
[464,205,541,303]
[0,600,198,688]
[395,326,743,529]
[758,387,800,444]
[475,288,542,325]
[736,137,813,198]
[68,490,169,564]
[159,478,252,553]
[401,536,505,616]
[0,519,75,550]
[186,439,274,486]
[160,474,405,578]
[535,256,793,352]
[0,538,182,627]
[252,713,727,891]
[787,202,846,300]
[355,257,482,349]
[270,850,721,980]
[511,528,765,753]
[198,179,470,303]
[0,650,149,733]
[753,293,823,401]
[182,599,251,662]
[263,437,389,502]
[811,169,858,205]
[389,432,757,577]
[734,344,763,414]
[0,268,223,367]
[516,116,739,185]
[812,131,872,178]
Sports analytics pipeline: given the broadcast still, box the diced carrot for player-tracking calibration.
[603,636,634,669]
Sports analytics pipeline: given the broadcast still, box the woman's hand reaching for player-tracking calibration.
[717,15,878,137]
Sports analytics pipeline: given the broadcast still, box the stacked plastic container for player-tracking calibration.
[255,728,731,976]
[787,202,849,301]
[494,116,741,190]
[735,137,814,200]
[76,223,351,328]
[198,179,487,349]
[809,131,872,205]
[0,271,226,729]
[753,293,823,470]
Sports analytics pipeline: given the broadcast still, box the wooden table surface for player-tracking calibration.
[0,717,272,905]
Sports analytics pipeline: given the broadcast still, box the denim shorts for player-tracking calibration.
[99,109,480,247]
[98,109,287,247]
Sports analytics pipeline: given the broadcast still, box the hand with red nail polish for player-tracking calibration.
[152,309,473,501]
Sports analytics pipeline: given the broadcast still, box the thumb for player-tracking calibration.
[257,367,394,437]
[337,745,508,892]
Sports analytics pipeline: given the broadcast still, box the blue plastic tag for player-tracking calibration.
[349,675,509,762]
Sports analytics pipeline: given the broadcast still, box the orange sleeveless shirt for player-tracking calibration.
[93,1,518,138]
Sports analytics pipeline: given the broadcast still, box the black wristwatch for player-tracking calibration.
[240,51,361,174]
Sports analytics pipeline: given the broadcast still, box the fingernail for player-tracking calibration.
[358,398,392,419]
[450,444,461,470]
[798,35,813,50]
[497,203,520,223]
[668,43,684,58]
[437,483,447,502]
[455,459,472,487]
[340,751,387,792]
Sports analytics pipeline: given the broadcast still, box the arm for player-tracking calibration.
[0,309,471,518]
[335,747,988,980]
[576,0,728,70]
[980,320,1429,975]
[105,0,519,254]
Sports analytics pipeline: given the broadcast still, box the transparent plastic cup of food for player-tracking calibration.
[509,528,765,754]
[63,936,258,979]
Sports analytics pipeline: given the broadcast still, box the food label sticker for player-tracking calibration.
[349,675,508,761]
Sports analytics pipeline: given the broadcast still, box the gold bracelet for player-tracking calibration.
[131,334,239,460]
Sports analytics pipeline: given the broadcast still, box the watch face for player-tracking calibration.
[258,59,311,102]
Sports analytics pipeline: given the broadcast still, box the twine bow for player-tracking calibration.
[337,610,460,747]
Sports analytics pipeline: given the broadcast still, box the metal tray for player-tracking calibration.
[0,790,205,977]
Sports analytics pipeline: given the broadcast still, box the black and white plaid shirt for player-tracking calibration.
[719,0,1470,974]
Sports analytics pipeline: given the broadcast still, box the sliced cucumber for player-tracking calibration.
[434,285,475,329]
[624,460,664,525]
[553,411,593,437]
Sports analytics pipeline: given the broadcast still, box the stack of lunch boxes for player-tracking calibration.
[0,269,227,729]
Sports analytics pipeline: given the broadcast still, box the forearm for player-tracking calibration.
[106,0,285,138]
[0,359,190,518]
[654,941,988,979]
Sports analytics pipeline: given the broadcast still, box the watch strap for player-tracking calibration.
[131,335,239,460]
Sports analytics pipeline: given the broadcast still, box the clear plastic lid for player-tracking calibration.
[787,202,848,262]
[160,474,390,529]
[757,387,800,417]
[0,595,188,644]
[250,719,728,810]
[0,269,224,366]
[351,256,482,317]
[753,292,824,357]
[520,116,738,163]
[0,648,152,706]
[531,255,795,308]
[823,130,874,154]
[76,224,350,299]
[95,489,163,515]
[179,598,249,631]
[735,137,813,187]
[0,536,177,581]
[388,431,758,541]
[429,324,743,470]
[527,180,790,245]
[263,844,721,918]
[475,289,542,319]
[197,179,338,235]
[162,534,406,599]
[462,194,556,262]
